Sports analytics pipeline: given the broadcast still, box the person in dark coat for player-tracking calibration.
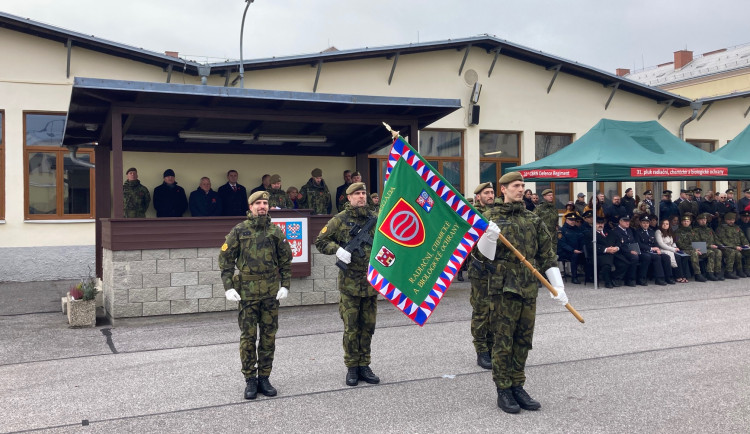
[584,216,618,288]
[217,169,249,216]
[604,195,628,230]
[250,174,270,194]
[607,215,639,287]
[621,188,636,215]
[659,190,680,220]
[558,212,585,284]
[189,177,223,216]
[153,169,188,217]
[335,170,352,212]
[634,215,673,285]
[523,189,535,211]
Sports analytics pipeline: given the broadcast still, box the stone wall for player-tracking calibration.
[0,245,95,282]
[102,246,340,320]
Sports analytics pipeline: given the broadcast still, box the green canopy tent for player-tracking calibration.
[507,119,750,288]
[713,122,750,161]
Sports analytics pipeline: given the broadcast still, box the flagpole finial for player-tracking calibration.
[383,122,399,139]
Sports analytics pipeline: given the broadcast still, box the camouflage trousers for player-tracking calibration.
[469,276,493,353]
[688,249,720,274]
[724,248,750,272]
[339,293,378,368]
[490,291,536,390]
[238,297,279,378]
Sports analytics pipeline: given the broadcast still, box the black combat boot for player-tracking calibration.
[637,278,648,286]
[358,365,380,384]
[725,271,739,279]
[511,385,541,411]
[694,274,707,282]
[717,271,725,281]
[655,278,667,286]
[244,377,258,400]
[257,376,277,397]
[457,270,464,281]
[496,388,521,413]
[477,351,492,370]
[346,367,359,386]
[706,272,718,281]
[737,269,748,278]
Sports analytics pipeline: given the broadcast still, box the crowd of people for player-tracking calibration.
[122,167,381,218]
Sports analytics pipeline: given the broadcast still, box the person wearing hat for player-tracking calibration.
[738,210,750,241]
[693,187,703,203]
[608,214,639,287]
[123,167,151,218]
[739,188,750,212]
[678,189,699,219]
[218,170,249,216]
[621,188,636,214]
[153,168,188,217]
[574,192,587,216]
[726,188,736,208]
[474,182,496,214]
[474,172,567,413]
[335,170,353,212]
[266,174,293,209]
[675,213,707,282]
[692,213,722,281]
[634,215,673,285]
[585,216,619,288]
[299,168,332,215]
[716,191,736,218]
[674,189,688,207]
[219,190,293,400]
[534,188,559,253]
[315,182,381,387]
[370,192,380,206]
[189,176,223,217]
[716,212,750,278]
[638,190,656,216]
[558,212,585,284]
[250,174,271,194]
[659,190,680,220]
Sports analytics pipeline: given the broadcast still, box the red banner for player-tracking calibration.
[519,169,578,178]
[630,167,728,177]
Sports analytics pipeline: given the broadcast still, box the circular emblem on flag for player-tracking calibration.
[379,198,425,247]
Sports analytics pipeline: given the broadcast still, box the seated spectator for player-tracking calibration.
[694,213,723,281]
[715,212,750,278]
[648,214,659,230]
[638,189,656,215]
[217,169,248,216]
[634,215,673,285]
[633,201,650,218]
[189,177,222,216]
[250,174,271,193]
[153,169,188,217]
[675,213,708,282]
[669,215,679,231]
[558,212,585,284]
[655,218,691,283]
[286,186,300,209]
[585,216,618,288]
[607,215,639,287]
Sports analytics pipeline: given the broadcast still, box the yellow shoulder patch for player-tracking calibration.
[221,243,228,251]
[321,226,328,234]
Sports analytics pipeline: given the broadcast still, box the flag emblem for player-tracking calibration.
[375,246,396,267]
[378,198,425,247]
[416,190,434,212]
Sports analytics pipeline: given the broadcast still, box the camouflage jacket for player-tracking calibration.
[123,180,151,218]
[479,201,557,299]
[219,215,292,300]
[474,197,503,215]
[716,223,750,247]
[534,201,558,235]
[267,188,293,209]
[675,226,698,252]
[314,204,377,297]
[299,178,332,215]
[694,225,719,246]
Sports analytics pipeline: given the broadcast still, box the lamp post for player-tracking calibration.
[239,0,255,88]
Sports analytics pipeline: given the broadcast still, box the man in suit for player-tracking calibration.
[607,215,639,287]
[218,169,249,216]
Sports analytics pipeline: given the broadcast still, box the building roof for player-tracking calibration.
[626,42,750,87]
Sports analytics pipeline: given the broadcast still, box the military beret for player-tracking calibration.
[693,187,702,193]
[474,182,493,195]
[725,212,737,220]
[681,213,693,220]
[582,210,593,218]
[620,215,631,221]
[370,193,379,198]
[126,167,137,174]
[163,169,175,178]
[541,188,553,196]
[697,213,710,219]
[351,170,361,177]
[311,168,323,177]
[663,190,672,195]
[269,174,281,184]
[726,189,734,194]
[644,190,653,195]
[498,171,523,185]
[346,182,366,195]
[625,188,633,193]
[740,211,750,217]
[248,191,270,205]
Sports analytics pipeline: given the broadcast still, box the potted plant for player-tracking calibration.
[67,272,98,328]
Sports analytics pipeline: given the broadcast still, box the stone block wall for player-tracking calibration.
[102,246,340,319]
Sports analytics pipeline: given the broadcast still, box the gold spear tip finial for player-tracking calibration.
[382,122,399,139]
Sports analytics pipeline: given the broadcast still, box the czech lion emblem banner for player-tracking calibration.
[368,136,488,326]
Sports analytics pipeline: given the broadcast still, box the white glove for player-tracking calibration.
[544,267,568,307]
[225,288,241,302]
[336,247,351,264]
[476,221,500,259]
[276,287,289,300]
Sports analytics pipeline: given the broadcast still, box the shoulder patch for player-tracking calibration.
[321,226,328,234]
[221,243,228,251]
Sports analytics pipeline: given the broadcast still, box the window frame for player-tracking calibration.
[479,130,521,196]
[23,111,96,220]
[418,129,465,194]
[535,132,575,212]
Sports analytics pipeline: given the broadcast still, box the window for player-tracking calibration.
[686,140,717,193]
[480,131,520,196]
[535,133,573,210]
[419,130,464,194]
[24,112,95,219]
[0,111,4,219]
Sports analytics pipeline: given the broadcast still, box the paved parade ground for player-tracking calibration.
[1,279,749,433]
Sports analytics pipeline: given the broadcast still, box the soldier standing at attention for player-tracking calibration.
[475,172,568,413]
[266,174,293,209]
[468,182,497,370]
[534,188,559,253]
[314,182,380,387]
[299,168,332,215]
[219,191,292,400]
[123,167,150,218]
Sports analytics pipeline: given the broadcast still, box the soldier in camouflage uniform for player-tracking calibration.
[219,191,292,400]
[299,168,332,214]
[694,213,723,280]
[716,212,750,278]
[675,214,710,282]
[678,191,700,219]
[468,182,497,369]
[122,167,150,218]
[266,174,293,209]
[314,182,381,387]
[475,172,568,413]
[534,188,559,253]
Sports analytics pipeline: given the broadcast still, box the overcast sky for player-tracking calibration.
[2,0,747,73]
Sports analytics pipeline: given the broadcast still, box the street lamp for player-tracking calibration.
[239,0,255,88]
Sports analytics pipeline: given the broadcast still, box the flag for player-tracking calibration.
[368,136,488,326]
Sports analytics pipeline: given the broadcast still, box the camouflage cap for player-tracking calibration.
[697,212,710,220]
[346,182,366,195]
[248,191,270,205]
[681,213,693,221]
[473,182,493,195]
[725,212,737,220]
[126,167,137,174]
[269,174,281,184]
[541,188,553,196]
[370,192,379,198]
[498,171,523,185]
[311,168,323,177]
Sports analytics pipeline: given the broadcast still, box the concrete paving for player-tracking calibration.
[1,278,749,433]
